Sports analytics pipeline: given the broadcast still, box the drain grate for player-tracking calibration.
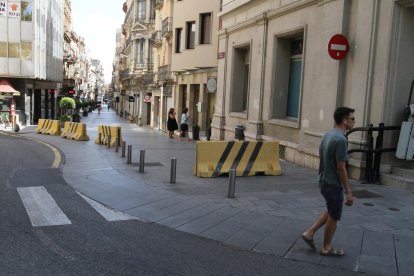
[131,162,163,167]
[279,145,286,159]
[352,190,382,199]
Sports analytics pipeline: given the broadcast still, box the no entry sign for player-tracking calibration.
[328,34,349,60]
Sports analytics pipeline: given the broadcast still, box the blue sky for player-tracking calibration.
[71,0,125,83]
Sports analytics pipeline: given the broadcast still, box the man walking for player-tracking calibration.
[302,107,355,257]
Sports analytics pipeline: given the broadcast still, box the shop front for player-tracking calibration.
[0,80,21,129]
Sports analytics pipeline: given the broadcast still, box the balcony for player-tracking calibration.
[162,17,173,38]
[120,69,130,79]
[157,65,173,82]
[124,36,131,50]
[152,31,162,47]
[155,0,164,10]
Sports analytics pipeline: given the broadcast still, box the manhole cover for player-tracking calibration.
[363,203,375,206]
[353,190,382,199]
[388,207,400,211]
[131,162,163,167]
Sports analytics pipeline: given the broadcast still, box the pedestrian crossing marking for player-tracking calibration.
[17,186,71,227]
[77,192,141,222]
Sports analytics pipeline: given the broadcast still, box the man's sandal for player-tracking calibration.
[301,234,316,250]
[320,248,345,257]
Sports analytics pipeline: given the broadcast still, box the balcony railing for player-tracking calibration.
[125,36,131,50]
[157,65,173,81]
[120,69,130,79]
[162,17,173,38]
[152,31,162,47]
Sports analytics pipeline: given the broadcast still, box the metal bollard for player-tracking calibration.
[107,134,111,148]
[121,141,126,157]
[98,133,102,145]
[115,138,119,152]
[127,145,132,164]
[227,169,236,198]
[139,149,145,173]
[170,158,177,183]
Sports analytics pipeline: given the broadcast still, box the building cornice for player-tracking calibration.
[218,0,320,37]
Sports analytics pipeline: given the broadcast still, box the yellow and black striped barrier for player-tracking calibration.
[95,125,122,147]
[61,122,89,141]
[195,141,282,177]
[35,119,61,136]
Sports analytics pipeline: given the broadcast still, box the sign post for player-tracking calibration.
[328,34,350,60]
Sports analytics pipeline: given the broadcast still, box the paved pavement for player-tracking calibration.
[10,108,414,275]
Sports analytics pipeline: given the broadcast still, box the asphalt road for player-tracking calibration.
[0,133,359,275]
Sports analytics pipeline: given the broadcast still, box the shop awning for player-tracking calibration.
[0,80,21,96]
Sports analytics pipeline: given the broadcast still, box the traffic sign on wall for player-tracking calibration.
[328,34,349,60]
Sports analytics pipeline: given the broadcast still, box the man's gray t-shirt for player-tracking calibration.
[318,128,348,188]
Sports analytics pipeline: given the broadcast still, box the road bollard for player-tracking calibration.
[227,169,236,198]
[127,145,132,164]
[98,133,102,145]
[115,138,119,152]
[139,149,145,173]
[170,158,177,183]
[121,141,126,157]
[107,134,111,148]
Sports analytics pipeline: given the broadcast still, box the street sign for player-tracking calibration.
[328,34,349,60]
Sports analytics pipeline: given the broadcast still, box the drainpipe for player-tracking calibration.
[219,29,229,140]
[362,0,379,128]
[257,12,268,138]
[335,0,350,110]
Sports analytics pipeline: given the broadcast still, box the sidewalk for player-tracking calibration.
[17,109,414,275]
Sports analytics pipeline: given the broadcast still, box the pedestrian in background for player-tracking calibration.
[167,108,178,138]
[107,104,110,112]
[301,107,354,257]
[178,107,190,141]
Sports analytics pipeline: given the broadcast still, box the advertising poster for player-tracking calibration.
[0,1,6,17]
[8,1,21,18]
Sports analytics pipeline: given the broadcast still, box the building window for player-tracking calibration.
[136,39,144,64]
[21,1,33,21]
[137,0,146,21]
[271,31,304,120]
[175,28,182,53]
[231,45,250,112]
[186,21,195,49]
[200,13,211,44]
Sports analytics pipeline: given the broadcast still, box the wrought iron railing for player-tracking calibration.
[158,65,173,81]
[162,17,173,37]
[120,69,130,79]
[346,124,401,183]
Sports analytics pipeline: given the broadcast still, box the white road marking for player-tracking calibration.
[77,192,140,221]
[17,186,71,227]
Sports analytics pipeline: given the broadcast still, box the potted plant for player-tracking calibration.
[59,97,76,116]
[82,102,89,116]
[60,114,70,128]
[192,125,200,140]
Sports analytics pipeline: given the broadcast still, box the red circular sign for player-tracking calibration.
[328,34,349,60]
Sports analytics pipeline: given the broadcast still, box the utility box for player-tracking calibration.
[396,121,414,160]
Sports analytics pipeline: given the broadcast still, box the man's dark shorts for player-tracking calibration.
[320,185,343,221]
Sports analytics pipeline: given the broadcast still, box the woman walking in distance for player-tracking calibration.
[167,108,178,138]
[178,107,191,141]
